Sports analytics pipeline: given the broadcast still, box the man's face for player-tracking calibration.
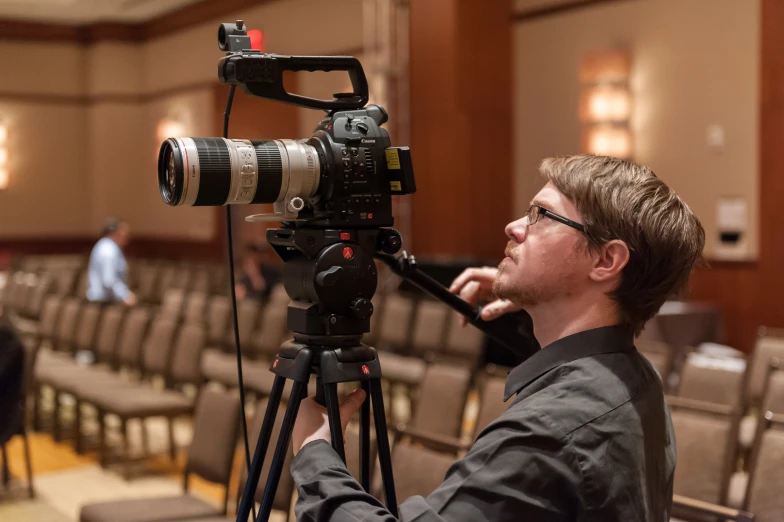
[494,182,592,307]
[114,223,130,248]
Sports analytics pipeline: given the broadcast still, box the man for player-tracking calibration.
[86,218,136,306]
[234,241,282,303]
[289,155,705,521]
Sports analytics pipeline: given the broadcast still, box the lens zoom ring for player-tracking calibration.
[193,138,231,206]
[253,141,283,204]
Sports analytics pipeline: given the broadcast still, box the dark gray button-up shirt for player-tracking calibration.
[291,324,676,521]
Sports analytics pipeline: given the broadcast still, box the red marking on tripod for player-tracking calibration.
[361,364,369,375]
[343,247,354,260]
[368,213,373,219]
[273,359,278,368]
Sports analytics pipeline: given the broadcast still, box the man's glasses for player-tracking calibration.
[526,205,585,233]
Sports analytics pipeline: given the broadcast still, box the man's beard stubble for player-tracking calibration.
[492,241,582,308]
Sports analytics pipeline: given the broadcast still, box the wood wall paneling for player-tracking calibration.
[688,0,784,353]
[409,0,513,261]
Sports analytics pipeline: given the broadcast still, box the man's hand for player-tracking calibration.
[449,267,522,326]
[123,292,137,307]
[293,388,366,456]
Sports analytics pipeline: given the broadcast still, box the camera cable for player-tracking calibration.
[222,84,258,522]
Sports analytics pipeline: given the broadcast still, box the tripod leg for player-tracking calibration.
[257,380,307,522]
[323,382,346,462]
[369,379,398,517]
[236,375,285,522]
[359,380,371,491]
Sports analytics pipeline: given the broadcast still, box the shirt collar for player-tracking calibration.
[504,324,635,401]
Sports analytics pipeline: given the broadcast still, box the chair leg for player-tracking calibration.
[31,385,41,432]
[22,433,34,498]
[121,418,131,480]
[1,444,10,487]
[98,411,107,468]
[140,418,150,457]
[52,391,62,441]
[167,417,177,462]
[73,400,83,454]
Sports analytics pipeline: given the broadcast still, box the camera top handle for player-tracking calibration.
[218,53,369,112]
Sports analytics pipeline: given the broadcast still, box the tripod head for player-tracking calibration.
[266,225,402,346]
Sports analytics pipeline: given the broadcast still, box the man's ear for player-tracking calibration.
[589,240,630,283]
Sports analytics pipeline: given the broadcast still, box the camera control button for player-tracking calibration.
[341,148,349,156]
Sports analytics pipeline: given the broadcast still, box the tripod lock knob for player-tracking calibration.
[316,266,343,287]
[350,297,373,320]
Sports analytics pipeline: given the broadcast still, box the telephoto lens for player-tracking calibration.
[157,137,320,207]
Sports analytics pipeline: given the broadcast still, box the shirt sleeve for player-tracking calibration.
[290,410,583,522]
[99,248,130,301]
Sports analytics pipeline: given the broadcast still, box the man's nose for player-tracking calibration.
[504,216,529,244]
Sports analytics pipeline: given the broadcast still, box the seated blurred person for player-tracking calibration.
[86,218,136,306]
[234,241,282,302]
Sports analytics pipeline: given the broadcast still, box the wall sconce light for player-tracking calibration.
[579,50,632,159]
[156,117,186,143]
[0,121,8,190]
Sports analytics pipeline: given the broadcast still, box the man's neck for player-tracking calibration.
[527,295,622,349]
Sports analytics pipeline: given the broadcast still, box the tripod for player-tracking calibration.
[235,226,402,522]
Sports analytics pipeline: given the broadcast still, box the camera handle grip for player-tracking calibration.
[277,55,369,109]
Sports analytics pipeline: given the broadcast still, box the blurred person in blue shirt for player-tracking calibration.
[86,218,136,306]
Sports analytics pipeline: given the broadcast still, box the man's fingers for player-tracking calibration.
[479,300,521,321]
[339,389,367,428]
[458,281,481,306]
[449,268,480,294]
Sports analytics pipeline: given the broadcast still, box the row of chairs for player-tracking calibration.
[635,328,784,521]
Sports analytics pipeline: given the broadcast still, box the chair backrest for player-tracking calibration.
[73,302,102,353]
[760,362,784,414]
[443,313,485,364]
[744,415,784,521]
[186,388,241,500]
[636,339,674,384]
[169,323,206,386]
[159,288,185,320]
[238,397,295,512]
[53,297,82,351]
[409,300,450,357]
[140,317,179,376]
[411,363,472,439]
[136,265,160,302]
[474,374,508,438]
[669,397,737,505]
[190,269,211,294]
[253,301,289,359]
[678,353,746,408]
[115,307,152,368]
[93,305,126,363]
[38,295,63,340]
[377,293,415,349]
[747,330,784,405]
[51,267,78,297]
[372,440,456,502]
[182,291,208,325]
[206,295,231,345]
[225,299,260,349]
[24,273,51,319]
[155,265,177,303]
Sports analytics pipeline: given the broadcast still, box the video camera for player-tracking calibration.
[156,20,416,339]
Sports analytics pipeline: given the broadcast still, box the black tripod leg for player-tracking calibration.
[257,380,307,522]
[323,382,346,462]
[359,380,371,491]
[236,375,285,522]
[369,379,398,517]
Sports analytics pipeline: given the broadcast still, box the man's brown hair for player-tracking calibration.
[539,154,705,335]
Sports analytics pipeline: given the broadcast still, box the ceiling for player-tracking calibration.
[0,0,205,25]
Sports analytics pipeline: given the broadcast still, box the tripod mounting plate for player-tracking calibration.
[272,339,382,384]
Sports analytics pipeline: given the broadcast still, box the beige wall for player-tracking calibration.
[513,0,760,259]
[0,0,365,240]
